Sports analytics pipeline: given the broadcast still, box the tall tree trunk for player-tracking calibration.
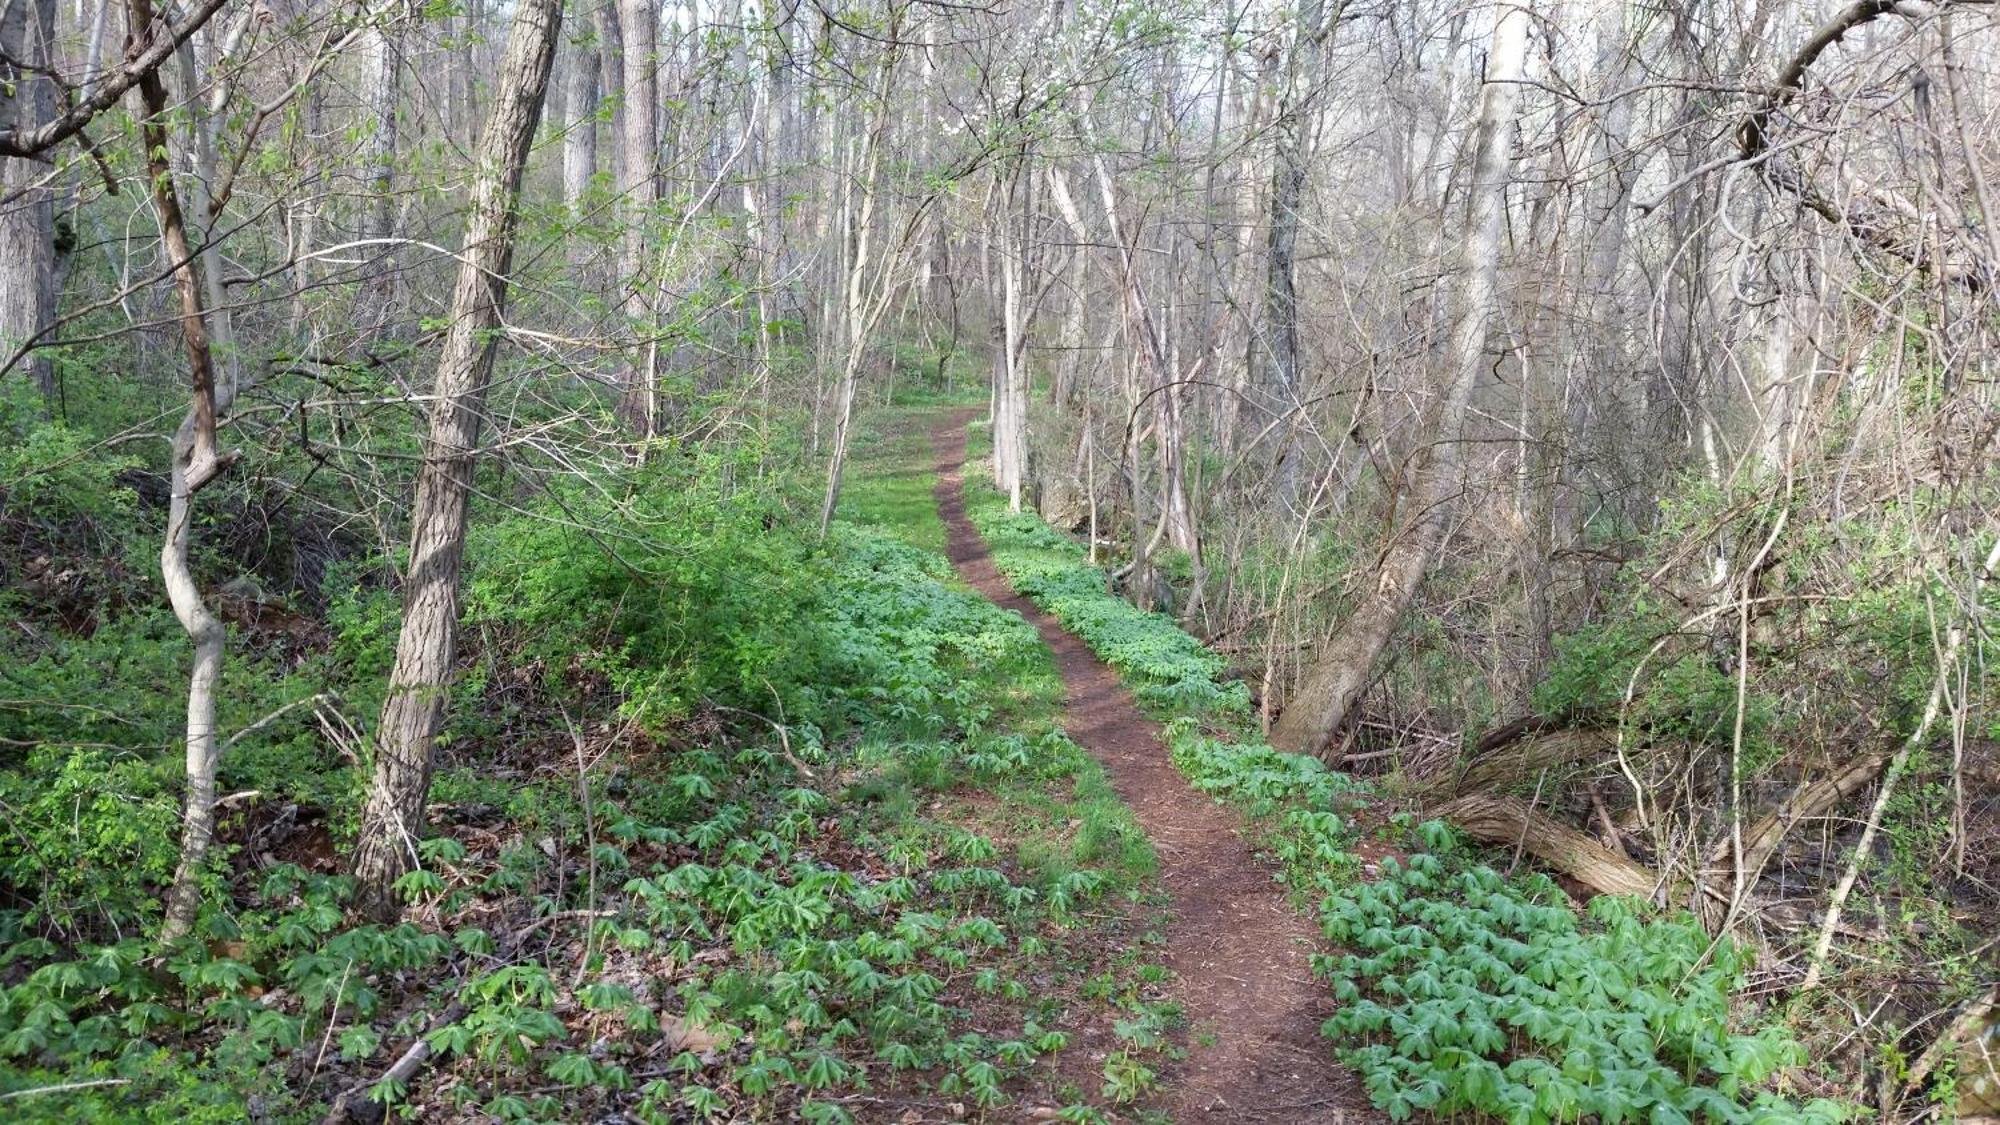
[598,0,625,190]
[450,0,480,145]
[353,16,401,341]
[1048,162,1091,410]
[1084,149,1198,563]
[1268,4,1529,758]
[991,164,1033,509]
[359,20,400,243]
[0,0,59,401]
[350,0,563,922]
[814,51,897,537]
[617,0,659,438]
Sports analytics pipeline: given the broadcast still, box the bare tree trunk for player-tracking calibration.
[617,0,659,438]
[450,0,479,145]
[563,13,599,211]
[1049,161,1088,412]
[352,15,401,342]
[991,164,1033,509]
[1254,0,1335,511]
[814,52,898,537]
[1079,147,1199,564]
[1268,4,1529,758]
[137,0,239,943]
[598,0,625,189]
[0,0,59,401]
[359,20,400,243]
[350,0,563,922]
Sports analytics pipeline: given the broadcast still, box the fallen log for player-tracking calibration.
[1718,748,1894,879]
[1434,792,1662,900]
[1470,710,1590,756]
[1904,986,1997,1101]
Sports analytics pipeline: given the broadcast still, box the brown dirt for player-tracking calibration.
[929,412,1379,1123]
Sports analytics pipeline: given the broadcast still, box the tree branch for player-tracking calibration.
[0,0,234,159]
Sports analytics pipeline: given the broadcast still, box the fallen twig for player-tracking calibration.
[320,1001,466,1124]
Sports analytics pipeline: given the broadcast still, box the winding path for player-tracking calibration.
[930,412,1377,1123]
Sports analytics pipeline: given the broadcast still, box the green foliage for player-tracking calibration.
[0,385,143,547]
[0,748,180,933]
[832,410,951,553]
[463,441,830,727]
[0,503,1139,1117]
[1531,600,1667,718]
[0,605,337,938]
[0,413,1174,1119]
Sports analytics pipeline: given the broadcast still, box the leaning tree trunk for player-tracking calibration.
[1268,4,1529,758]
[350,0,563,922]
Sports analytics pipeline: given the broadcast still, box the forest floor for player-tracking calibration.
[927,410,1379,1123]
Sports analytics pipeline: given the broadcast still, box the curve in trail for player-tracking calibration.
[930,412,1378,1123]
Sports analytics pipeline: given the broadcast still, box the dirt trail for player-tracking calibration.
[930,413,1377,1123]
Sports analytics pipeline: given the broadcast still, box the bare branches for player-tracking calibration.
[0,0,233,159]
[1733,0,1999,285]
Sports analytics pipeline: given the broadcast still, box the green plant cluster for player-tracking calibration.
[1320,856,1848,1124]
[0,383,144,549]
[0,611,340,935]
[0,870,447,1121]
[963,482,1853,1124]
[1164,720,1367,897]
[460,444,831,729]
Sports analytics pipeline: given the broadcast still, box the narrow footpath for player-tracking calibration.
[929,412,1377,1123]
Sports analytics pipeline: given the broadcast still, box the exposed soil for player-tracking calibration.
[930,412,1379,1123]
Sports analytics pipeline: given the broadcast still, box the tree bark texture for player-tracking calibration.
[617,0,659,437]
[1255,0,1333,512]
[563,13,600,211]
[1435,793,1662,900]
[351,0,563,921]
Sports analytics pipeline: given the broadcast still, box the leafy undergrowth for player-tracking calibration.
[964,476,1853,1125]
[0,421,1171,1121]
